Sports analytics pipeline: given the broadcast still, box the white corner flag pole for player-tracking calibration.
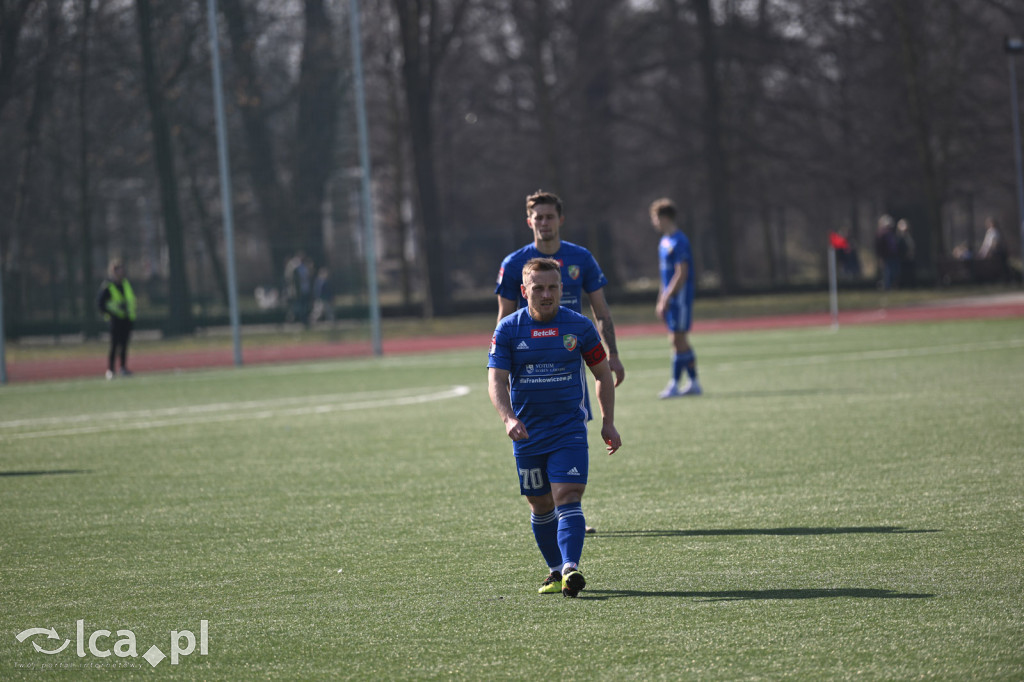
[828,245,839,331]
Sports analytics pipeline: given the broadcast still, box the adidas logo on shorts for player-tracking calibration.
[567,467,581,476]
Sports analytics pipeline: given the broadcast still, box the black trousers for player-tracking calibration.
[108,317,133,371]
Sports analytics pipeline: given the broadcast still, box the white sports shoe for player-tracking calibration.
[658,382,680,399]
[659,379,702,398]
[680,379,703,396]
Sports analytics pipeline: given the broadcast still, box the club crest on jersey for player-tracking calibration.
[563,334,578,351]
[567,265,580,280]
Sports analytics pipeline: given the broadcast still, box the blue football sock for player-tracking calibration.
[673,350,697,382]
[671,351,692,383]
[685,350,697,380]
[531,509,562,571]
[556,502,586,570]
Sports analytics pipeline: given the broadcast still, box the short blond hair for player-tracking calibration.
[522,257,561,280]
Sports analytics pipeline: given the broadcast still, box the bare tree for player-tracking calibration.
[0,0,38,114]
[691,0,736,292]
[136,0,192,335]
[219,0,293,276]
[76,0,98,337]
[6,0,58,327]
[509,0,564,190]
[391,0,471,317]
[568,0,621,288]
[2,0,1024,335]
[293,0,340,267]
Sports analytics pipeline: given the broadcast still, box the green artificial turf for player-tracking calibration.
[1,317,1022,680]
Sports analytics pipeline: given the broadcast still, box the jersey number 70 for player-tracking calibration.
[519,467,544,491]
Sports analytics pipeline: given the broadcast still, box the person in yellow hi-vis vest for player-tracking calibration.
[96,258,137,380]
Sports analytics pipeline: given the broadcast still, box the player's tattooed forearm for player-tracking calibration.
[598,317,618,354]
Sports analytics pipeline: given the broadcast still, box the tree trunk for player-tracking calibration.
[405,94,448,317]
[394,0,442,316]
[693,0,736,292]
[0,0,37,114]
[571,0,619,289]
[513,0,563,190]
[136,0,192,335]
[894,0,944,271]
[0,0,41,334]
[392,0,470,317]
[54,117,77,321]
[179,131,229,307]
[759,199,777,284]
[385,54,414,307]
[220,0,293,276]
[7,0,58,330]
[78,0,98,339]
[292,0,340,267]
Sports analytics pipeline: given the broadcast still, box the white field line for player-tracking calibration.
[0,385,471,441]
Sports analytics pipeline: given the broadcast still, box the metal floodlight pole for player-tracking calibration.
[349,0,382,356]
[1007,36,1024,282]
[206,0,243,366]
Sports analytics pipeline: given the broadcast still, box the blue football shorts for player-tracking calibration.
[663,293,693,333]
[514,444,589,496]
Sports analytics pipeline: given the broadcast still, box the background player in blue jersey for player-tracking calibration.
[488,258,622,597]
[650,198,702,398]
[495,190,626,387]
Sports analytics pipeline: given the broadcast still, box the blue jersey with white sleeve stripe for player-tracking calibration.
[495,241,608,314]
[658,230,694,296]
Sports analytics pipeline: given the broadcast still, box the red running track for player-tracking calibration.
[5,296,1023,383]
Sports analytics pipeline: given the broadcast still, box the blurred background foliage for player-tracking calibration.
[1,0,1021,337]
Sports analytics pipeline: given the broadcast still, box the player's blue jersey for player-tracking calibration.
[659,230,694,300]
[495,241,608,313]
[488,307,606,456]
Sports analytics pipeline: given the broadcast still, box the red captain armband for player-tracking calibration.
[583,343,607,367]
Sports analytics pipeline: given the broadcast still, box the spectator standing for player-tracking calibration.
[978,217,1010,282]
[283,253,300,322]
[291,254,313,327]
[896,219,916,288]
[874,215,899,290]
[96,259,136,380]
[312,266,335,323]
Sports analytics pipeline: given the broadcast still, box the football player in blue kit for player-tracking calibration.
[650,197,702,398]
[495,190,625,386]
[488,258,622,597]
